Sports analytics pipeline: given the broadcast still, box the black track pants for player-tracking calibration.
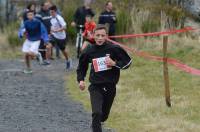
[89,83,116,132]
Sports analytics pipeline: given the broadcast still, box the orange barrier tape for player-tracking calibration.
[109,27,196,39]
[107,38,200,76]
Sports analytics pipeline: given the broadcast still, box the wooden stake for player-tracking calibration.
[163,36,171,107]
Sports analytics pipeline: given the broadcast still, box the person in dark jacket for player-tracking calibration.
[71,0,95,30]
[98,1,117,37]
[77,25,132,132]
[35,2,53,64]
[36,2,52,34]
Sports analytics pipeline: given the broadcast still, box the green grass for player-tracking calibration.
[0,33,23,59]
[66,35,200,132]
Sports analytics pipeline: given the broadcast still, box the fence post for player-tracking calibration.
[163,35,171,107]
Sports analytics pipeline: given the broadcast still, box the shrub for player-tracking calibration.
[141,19,160,33]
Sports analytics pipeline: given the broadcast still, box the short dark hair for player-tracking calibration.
[41,2,45,7]
[49,5,57,11]
[27,10,35,14]
[27,3,35,10]
[94,24,108,33]
[86,14,93,18]
[106,1,112,6]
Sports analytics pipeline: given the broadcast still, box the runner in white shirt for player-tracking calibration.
[48,5,71,70]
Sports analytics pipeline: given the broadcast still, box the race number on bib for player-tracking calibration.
[92,57,112,72]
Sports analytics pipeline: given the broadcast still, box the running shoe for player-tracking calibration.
[23,69,33,74]
[42,60,51,65]
[37,52,43,65]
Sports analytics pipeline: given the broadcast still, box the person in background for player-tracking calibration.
[71,0,95,31]
[45,0,61,59]
[77,25,132,132]
[49,5,71,70]
[23,3,36,22]
[81,14,96,51]
[36,2,52,65]
[20,10,49,74]
[98,1,117,37]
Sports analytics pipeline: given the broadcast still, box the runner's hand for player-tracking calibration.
[105,57,116,67]
[71,22,76,27]
[46,43,52,49]
[79,81,85,91]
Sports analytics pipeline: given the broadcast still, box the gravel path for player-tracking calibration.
[0,59,91,132]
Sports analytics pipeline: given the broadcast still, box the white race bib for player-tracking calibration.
[92,57,112,72]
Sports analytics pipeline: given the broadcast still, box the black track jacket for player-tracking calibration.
[77,42,132,85]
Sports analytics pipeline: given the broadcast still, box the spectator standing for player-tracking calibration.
[35,2,52,64]
[71,0,95,30]
[98,1,117,37]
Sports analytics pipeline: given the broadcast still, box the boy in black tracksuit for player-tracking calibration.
[77,25,132,132]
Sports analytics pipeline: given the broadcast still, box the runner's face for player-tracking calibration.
[43,3,49,11]
[50,10,56,17]
[94,29,107,45]
[30,5,35,11]
[27,12,34,20]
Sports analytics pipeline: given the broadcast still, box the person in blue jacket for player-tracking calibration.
[20,10,49,74]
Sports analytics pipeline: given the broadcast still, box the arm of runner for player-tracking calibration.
[114,46,132,69]
[79,81,86,91]
[105,57,116,67]
[40,22,49,44]
[51,26,66,32]
[77,51,89,86]
[52,16,66,32]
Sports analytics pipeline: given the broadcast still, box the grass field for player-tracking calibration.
[66,35,200,132]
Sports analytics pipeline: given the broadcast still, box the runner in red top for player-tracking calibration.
[81,14,96,51]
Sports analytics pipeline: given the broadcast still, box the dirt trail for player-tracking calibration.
[0,59,91,132]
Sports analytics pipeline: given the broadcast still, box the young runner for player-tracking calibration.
[21,10,49,74]
[49,5,71,70]
[81,14,96,51]
[77,25,132,132]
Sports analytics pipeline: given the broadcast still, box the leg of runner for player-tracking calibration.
[89,84,103,132]
[55,44,60,59]
[43,43,52,65]
[55,37,71,70]
[25,53,31,69]
[61,49,71,70]
[101,84,116,122]
[24,52,36,74]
